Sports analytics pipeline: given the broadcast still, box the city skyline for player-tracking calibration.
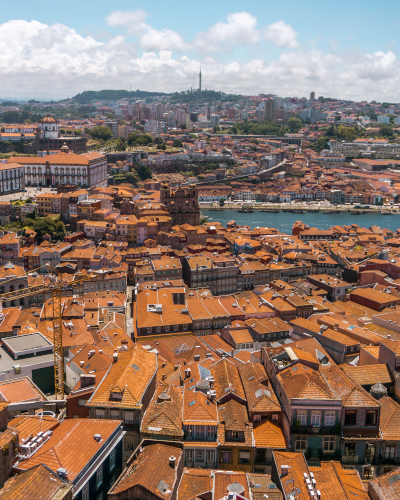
[2,0,400,101]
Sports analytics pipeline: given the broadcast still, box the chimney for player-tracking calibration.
[281,465,291,477]
[169,455,176,468]
[113,352,119,363]
[80,373,96,388]
[80,361,84,367]
[194,354,200,361]
[88,350,95,359]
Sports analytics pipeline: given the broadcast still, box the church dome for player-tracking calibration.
[41,114,57,124]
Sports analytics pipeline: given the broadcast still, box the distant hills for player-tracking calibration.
[71,90,166,104]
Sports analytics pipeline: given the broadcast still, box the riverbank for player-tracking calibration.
[201,208,400,233]
[200,202,394,213]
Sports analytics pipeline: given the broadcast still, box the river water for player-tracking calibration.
[201,209,400,234]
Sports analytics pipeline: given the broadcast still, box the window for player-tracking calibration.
[295,436,306,451]
[297,410,307,425]
[78,399,87,407]
[207,426,214,438]
[240,451,251,465]
[325,411,335,426]
[96,466,103,488]
[82,486,89,500]
[231,430,240,439]
[344,443,355,457]
[311,411,321,427]
[124,436,136,452]
[186,450,194,462]
[385,445,395,459]
[253,415,261,423]
[207,450,214,463]
[110,450,116,470]
[323,436,335,453]
[96,409,105,419]
[344,410,356,426]
[110,410,119,419]
[124,411,134,425]
[221,450,232,463]
[196,450,204,461]
[73,414,80,419]
[272,414,279,421]
[366,411,377,426]
[197,426,203,438]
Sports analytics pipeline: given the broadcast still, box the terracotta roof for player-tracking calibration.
[87,344,157,409]
[210,358,246,402]
[178,468,212,500]
[322,366,380,408]
[183,363,218,423]
[141,384,183,437]
[8,415,59,442]
[273,451,310,500]
[253,420,288,449]
[369,465,400,499]
[0,378,46,404]
[238,363,281,413]
[340,364,394,386]
[213,471,249,500]
[278,364,337,401]
[0,464,73,500]
[309,461,368,500]
[16,419,122,481]
[109,443,183,499]
[218,399,252,447]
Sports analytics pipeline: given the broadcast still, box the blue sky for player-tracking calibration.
[1,0,400,100]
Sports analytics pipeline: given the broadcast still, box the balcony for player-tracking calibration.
[342,455,359,464]
[291,425,341,435]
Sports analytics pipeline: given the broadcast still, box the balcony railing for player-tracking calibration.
[291,425,341,435]
[342,455,359,463]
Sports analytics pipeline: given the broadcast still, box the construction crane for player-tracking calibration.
[0,267,99,399]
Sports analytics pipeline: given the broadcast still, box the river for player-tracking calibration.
[201,209,400,233]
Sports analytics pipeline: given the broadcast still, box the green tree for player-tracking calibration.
[161,143,166,150]
[125,171,139,186]
[173,139,183,148]
[74,129,82,136]
[380,124,394,138]
[89,126,113,141]
[66,130,73,135]
[219,198,225,206]
[134,162,152,181]
[287,117,303,133]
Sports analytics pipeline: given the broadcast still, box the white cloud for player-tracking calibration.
[194,12,259,52]
[264,20,299,49]
[0,18,400,102]
[107,10,188,51]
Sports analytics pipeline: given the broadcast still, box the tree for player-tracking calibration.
[0,127,4,133]
[89,126,113,141]
[66,130,72,135]
[161,143,166,150]
[134,162,152,181]
[219,198,225,206]
[125,171,139,186]
[380,124,394,138]
[74,129,82,136]
[337,125,356,142]
[287,117,303,133]
[173,139,183,148]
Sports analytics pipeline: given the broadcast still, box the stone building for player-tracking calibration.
[35,115,86,153]
[160,184,200,226]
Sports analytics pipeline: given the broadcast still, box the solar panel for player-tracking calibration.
[131,363,141,371]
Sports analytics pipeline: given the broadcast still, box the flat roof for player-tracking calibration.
[2,333,53,355]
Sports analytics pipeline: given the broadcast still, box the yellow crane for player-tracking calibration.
[0,268,99,399]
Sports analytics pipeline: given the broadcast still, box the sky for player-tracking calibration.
[2,0,400,101]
